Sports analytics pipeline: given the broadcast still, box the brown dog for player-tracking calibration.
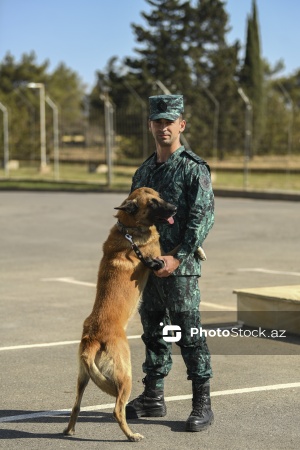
[63,187,177,442]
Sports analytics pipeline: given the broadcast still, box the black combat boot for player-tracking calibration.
[185,380,214,432]
[126,377,166,419]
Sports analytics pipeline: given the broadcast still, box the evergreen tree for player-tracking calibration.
[0,52,49,160]
[48,62,86,139]
[184,0,229,82]
[123,0,239,156]
[90,0,246,159]
[184,0,240,157]
[0,52,85,160]
[239,0,263,155]
[91,1,193,159]
[125,0,191,96]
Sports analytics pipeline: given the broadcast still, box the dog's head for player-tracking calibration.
[114,187,177,227]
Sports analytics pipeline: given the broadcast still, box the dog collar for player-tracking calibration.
[116,220,148,235]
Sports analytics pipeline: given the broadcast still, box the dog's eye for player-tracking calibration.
[150,198,159,207]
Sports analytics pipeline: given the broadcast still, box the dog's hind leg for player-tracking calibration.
[63,359,90,436]
[113,374,144,442]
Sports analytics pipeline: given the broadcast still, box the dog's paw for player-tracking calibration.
[63,427,75,436]
[144,257,165,271]
[128,432,144,442]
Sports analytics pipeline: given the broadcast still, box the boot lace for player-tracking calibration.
[133,378,148,402]
[191,385,206,416]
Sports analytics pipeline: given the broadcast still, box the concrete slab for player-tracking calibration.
[234,285,300,335]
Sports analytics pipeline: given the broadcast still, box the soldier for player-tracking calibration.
[126,94,215,432]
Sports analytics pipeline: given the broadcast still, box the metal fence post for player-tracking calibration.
[27,83,47,170]
[46,96,60,180]
[277,82,293,185]
[0,101,9,177]
[100,90,114,187]
[238,87,252,189]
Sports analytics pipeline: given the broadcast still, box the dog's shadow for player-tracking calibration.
[0,410,185,442]
[128,416,185,433]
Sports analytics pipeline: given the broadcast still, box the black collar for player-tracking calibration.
[116,220,148,235]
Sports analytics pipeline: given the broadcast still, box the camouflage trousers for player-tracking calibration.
[139,274,212,389]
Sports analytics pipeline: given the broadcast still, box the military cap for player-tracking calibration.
[149,94,184,121]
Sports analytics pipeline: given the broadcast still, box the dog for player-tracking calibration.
[63,187,178,442]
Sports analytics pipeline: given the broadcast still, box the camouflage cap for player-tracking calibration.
[149,95,184,121]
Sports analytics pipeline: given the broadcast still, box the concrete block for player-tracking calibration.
[234,285,300,335]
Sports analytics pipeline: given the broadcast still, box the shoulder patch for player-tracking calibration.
[199,170,212,191]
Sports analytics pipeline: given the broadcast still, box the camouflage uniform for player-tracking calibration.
[131,144,215,387]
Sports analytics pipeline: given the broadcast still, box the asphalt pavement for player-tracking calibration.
[0,192,299,450]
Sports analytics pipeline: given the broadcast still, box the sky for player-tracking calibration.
[1,0,300,92]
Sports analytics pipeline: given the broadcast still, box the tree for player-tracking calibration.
[239,0,263,155]
[122,0,240,156]
[125,0,191,96]
[184,0,229,81]
[91,0,270,160]
[0,52,50,160]
[183,0,240,157]
[0,52,86,160]
[48,62,86,139]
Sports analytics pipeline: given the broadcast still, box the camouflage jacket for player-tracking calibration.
[130,146,215,276]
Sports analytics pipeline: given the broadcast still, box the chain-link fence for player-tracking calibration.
[1,87,300,191]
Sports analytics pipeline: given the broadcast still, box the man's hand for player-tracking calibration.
[154,255,180,278]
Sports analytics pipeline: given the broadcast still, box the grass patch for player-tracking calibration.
[0,163,136,191]
[1,162,300,192]
[213,171,300,191]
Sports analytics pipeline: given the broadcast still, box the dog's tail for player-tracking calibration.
[80,340,118,397]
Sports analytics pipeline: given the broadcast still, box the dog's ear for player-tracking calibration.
[114,199,139,215]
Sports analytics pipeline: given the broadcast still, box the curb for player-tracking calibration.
[0,182,300,201]
[213,188,300,202]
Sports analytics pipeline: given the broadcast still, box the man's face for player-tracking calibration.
[149,117,186,148]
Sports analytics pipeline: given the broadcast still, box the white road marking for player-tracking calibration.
[201,301,236,311]
[41,277,236,312]
[42,277,96,287]
[238,268,300,277]
[0,335,141,352]
[0,340,80,352]
[1,382,300,423]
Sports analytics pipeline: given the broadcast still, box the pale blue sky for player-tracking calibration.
[1,0,299,91]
